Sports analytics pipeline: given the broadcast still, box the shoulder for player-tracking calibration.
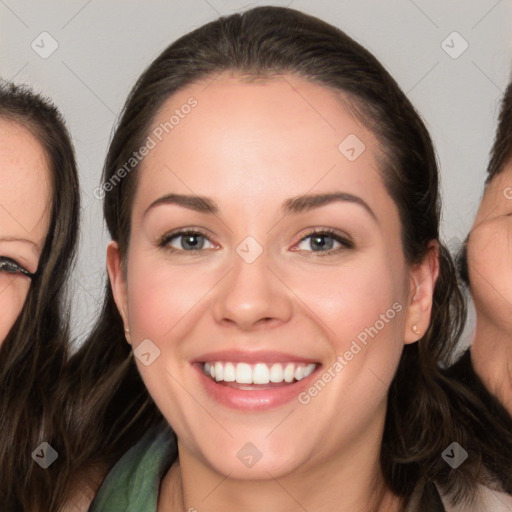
[88,421,177,512]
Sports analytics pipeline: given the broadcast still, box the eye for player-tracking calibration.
[0,256,35,278]
[292,228,354,256]
[158,229,217,254]
[157,228,354,256]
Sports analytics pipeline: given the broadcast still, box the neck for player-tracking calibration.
[471,315,512,415]
[158,418,404,512]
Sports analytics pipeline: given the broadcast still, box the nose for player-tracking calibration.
[212,246,294,331]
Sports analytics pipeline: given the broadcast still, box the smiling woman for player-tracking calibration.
[0,82,80,511]
[55,6,503,512]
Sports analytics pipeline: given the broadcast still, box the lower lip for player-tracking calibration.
[194,364,320,410]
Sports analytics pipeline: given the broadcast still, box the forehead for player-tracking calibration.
[134,73,391,217]
[0,118,51,242]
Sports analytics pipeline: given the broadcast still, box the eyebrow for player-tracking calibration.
[144,192,377,222]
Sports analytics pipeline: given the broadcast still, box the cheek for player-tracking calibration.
[286,258,408,441]
[468,218,512,326]
[126,261,212,339]
[329,270,400,337]
[283,253,408,350]
[0,277,30,345]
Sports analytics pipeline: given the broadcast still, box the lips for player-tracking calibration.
[192,350,321,409]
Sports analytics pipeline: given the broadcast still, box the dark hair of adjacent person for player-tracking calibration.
[0,82,80,511]
[55,6,504,510]
[451,78,512,494]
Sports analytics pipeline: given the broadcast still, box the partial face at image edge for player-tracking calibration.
[0,119,51,346]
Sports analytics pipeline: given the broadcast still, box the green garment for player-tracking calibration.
[88,422,177,512]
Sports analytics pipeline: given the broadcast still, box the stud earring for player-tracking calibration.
[412,325,419,335]
[124,327,132,346]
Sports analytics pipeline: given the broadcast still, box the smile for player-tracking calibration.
[195,355,321,410]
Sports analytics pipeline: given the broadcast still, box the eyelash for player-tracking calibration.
[158,227,354,257]
[0,256,35,278]
[292,228,354,256]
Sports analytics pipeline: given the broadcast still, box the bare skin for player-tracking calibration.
[108,72,438,512]
[468,161,512,414]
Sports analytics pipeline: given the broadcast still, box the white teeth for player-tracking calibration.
[223,362,236,382]
[253,363,270,384]
[236,363,252,384]
[202,361,317,385]
[284,363,295,383]
[304,363,316,378]
[269,363,284,383]
[214,362,224,381]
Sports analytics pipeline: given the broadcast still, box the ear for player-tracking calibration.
[106,241,131,344]
[404,240,440,344]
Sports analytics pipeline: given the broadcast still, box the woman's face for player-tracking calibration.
[109,73,436,478]
[467,162,512,334]
[0,119,50,345]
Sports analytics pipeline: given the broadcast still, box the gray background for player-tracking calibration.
[1,0,510,349]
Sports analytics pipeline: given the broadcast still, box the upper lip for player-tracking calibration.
[192,350,319,365]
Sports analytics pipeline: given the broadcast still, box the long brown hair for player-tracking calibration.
[57,6,502,510]
[0,81,80,510]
